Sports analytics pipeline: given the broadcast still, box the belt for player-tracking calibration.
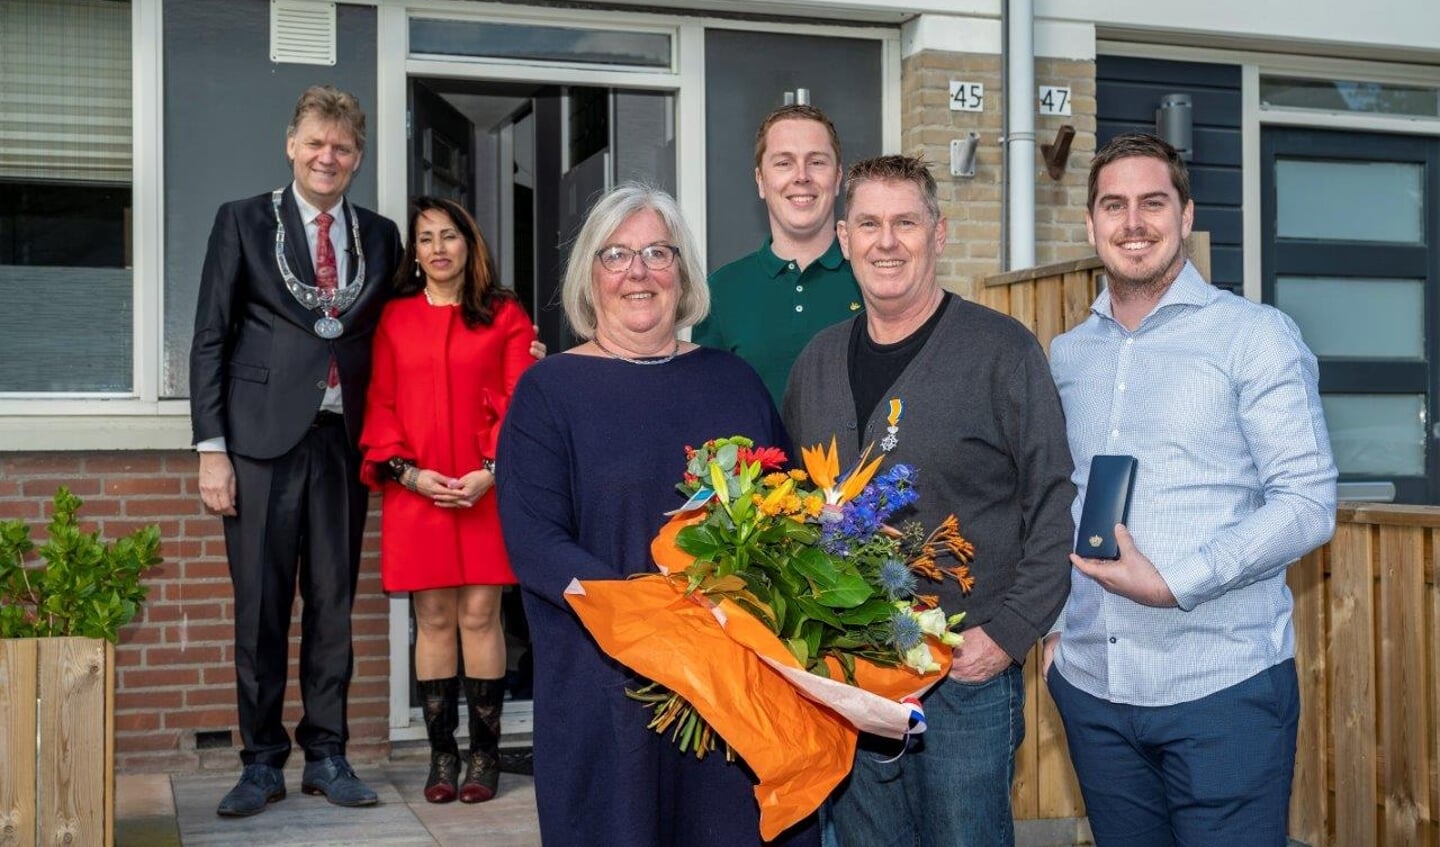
[312,410,345,428]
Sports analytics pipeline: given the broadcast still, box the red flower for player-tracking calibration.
[738,446,788,471]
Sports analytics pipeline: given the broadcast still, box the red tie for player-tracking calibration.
[315,212,340,388]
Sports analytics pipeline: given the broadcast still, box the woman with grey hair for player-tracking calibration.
[496,184,814,846]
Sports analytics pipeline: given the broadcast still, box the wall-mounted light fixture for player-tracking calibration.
[950,132,980,178]
[783,88,811,106]
[1155,93,1193,161]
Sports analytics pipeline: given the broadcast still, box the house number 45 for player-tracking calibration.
[949,81,984,112]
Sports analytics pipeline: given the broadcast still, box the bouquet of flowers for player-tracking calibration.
[563,436,974,838]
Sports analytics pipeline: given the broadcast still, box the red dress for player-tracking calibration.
[360,294,535,592]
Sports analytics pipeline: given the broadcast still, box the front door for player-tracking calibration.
[1263,128,1440,503]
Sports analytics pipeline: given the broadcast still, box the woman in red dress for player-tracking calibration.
[360,197,536,805]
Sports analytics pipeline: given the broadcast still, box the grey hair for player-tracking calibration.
[560,183,709,340]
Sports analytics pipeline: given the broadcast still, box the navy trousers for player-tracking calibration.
[1047,660,1299,847]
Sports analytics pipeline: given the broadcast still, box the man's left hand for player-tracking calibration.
[949,625,1012,683]
[1070,524,1177,607]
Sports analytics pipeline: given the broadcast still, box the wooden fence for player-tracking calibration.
[983,252,1440,846]
[0,637,115,847]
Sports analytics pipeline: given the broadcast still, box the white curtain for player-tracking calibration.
[0,0,132,184]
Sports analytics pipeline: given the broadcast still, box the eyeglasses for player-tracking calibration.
[595,243,680,273]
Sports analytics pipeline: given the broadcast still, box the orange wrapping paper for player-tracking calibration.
[563,513,951,841]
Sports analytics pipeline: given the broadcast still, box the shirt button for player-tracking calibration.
[1110,429,1119,438]
[795,305,804,313]
[1108,636,1117,644]
[788,262,796,270]
[1118,383,1126,391]
[1125,338,1135,346]
[796,285,804,293]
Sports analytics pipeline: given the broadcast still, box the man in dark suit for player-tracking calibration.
[190,85,402,817]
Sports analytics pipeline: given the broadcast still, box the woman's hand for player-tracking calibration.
[424,468,494,508]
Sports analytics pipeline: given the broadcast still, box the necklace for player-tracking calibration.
[593,337,680,365]
[424,286,458,306]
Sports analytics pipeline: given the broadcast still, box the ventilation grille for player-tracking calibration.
[270,0,336,66]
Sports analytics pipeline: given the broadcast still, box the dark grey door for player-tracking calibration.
[1263,128,1440,504]
[703,29,884,269]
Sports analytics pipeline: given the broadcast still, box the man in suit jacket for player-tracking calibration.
[190,85,403,817]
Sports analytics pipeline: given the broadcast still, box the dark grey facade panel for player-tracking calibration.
[1097,56,1244,292]
[162,0,379,398]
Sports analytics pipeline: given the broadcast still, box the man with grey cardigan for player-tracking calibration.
[783,155,1075,847]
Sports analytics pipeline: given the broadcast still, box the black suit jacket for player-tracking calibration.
[189,187,403,459]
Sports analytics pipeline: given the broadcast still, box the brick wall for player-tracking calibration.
[0,452,391,773]
[901,50,1098,298]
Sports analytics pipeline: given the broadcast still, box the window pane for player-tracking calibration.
[410,18,671,69]
[1322,394,1425,476]
[1261,76,1440,118]
[0,0,132,394]
[1276,159,1424,244]
[1275,276,1423,360]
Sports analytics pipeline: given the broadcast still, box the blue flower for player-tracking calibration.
[888,608,924,651]
[877,558,917,600]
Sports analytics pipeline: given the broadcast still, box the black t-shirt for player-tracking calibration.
[847,292,953,446]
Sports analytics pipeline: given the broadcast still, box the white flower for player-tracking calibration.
[902,642,941,674]
[914,607,963,648]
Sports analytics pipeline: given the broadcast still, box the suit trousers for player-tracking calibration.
[224,413,369,767]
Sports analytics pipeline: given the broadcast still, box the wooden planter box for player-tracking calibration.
[0,637,114,847]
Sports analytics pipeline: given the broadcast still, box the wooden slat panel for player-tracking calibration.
[104,641,115,847]
[1378,525,1431,845]
[1033,275,1064,352]
[38,637,108,847]
[1011,645,1040,818]
[1330,522,1379,846]
[1431,529,1440,847]
[1061,270,1094,336]
[0,639,38,847]
[1035,658,1084,818]
[1288,546,1328,846]
[1009,280,1037,333]
[974,279,1010,316]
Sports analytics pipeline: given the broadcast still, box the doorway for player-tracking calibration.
[399,76,678,733]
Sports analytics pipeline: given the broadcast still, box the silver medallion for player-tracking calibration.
[314,316,344,339]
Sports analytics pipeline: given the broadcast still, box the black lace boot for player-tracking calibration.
[418,677,461,803]
[459,676,504,803]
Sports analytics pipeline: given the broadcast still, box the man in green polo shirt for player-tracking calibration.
[693,104,863,403]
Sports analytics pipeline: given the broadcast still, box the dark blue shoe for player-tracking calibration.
[216,764,285,817]
[301,755,378,807]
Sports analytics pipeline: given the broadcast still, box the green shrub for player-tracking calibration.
[0,486,162,642]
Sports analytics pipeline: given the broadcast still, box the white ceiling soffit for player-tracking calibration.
[271,0,336,66]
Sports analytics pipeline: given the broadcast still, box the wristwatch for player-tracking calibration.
[482,458,497,475]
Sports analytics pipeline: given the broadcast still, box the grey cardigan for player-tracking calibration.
[782,294,1075,664]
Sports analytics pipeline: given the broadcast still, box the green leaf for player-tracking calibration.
[789,547,840,588]
[785,637,809,667]
[812,572,874,609]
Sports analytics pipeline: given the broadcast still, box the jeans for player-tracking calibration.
[1047,660,1299,847]
[830,665,1026,847]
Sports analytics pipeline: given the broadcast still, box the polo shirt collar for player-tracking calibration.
[761,234,845,278]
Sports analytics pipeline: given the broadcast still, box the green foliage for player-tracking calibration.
[0,486,162,642]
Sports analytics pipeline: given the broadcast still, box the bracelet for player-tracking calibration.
[402,466,421,492]
[482,458,496,475]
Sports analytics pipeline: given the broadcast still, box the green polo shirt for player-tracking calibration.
[694,237,863,404]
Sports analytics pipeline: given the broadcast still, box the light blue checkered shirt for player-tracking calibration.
[1049,262,1336,707]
